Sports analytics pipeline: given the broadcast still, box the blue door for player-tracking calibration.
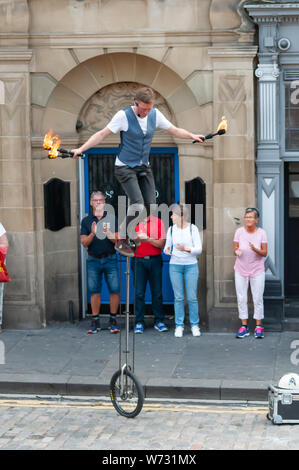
[83,147,179,312]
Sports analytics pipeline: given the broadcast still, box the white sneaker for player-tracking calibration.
[191,325,201,337]
[174,326,184,338]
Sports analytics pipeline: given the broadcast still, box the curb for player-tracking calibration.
[0,376,270,402]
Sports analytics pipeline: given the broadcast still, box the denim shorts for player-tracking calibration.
[87,254,120,294]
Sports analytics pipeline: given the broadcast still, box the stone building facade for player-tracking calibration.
[0,0,260,329]
[245,1,299,331]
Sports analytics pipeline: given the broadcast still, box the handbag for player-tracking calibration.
[0,251,10,282]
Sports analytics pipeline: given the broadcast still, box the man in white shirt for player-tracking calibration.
[72,87,204,256]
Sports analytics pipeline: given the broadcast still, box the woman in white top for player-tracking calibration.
[164,204,202,337]
[0,222,9,330]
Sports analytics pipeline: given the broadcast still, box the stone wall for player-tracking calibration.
[0,0,257,328]
[0,1,44,327]
[210,47,257,323]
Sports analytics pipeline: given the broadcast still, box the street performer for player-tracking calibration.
[72,87,204,257]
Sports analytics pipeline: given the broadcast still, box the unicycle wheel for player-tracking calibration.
[110,368,144,418]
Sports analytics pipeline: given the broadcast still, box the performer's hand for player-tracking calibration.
[191,134,205,143]
[71,148,83,159]
[164,247,171,256]
[235,249,242,256]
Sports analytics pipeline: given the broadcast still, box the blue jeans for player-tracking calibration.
[132,255,164,325]
[169,263,199,328]
[87,254,120,294]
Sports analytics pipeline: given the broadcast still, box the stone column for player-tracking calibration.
[208,46,257,329]
[0,50,46,328]
[255,61,280,153]
[255,60,284,329]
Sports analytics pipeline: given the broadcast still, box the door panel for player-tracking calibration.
[285,162,299,297]
[83,148,178,312]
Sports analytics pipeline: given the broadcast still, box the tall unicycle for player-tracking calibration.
[110,256,144,418]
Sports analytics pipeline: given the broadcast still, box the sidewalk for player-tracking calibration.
[0,318,298,402]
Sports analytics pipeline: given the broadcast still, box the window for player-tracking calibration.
[285,82,299,151]
[288,163,299,218]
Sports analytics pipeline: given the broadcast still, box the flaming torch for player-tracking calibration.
[193,116,227,143]
[43,129,85,159]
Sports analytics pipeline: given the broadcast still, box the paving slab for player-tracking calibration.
[0,320,298,401]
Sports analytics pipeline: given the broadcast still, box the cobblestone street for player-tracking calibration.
[0,395,298,451]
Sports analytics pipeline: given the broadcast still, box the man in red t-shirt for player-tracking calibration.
[133,208,168,334]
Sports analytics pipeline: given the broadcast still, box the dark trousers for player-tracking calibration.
[131,255,164,325]
[115,165,156,238]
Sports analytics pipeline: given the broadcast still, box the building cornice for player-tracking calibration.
[0,49,32,62]
[208,45,258,57]
[0,49,32,71]
[0,30,249,49]
[245,2,299,23]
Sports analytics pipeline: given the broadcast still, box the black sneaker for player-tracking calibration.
[88,316,100,334]
[128,238,141,248]
[109,319,120,334]
[115,239,135,257]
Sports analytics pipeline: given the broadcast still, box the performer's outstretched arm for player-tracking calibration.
[167,125,204,143]
[71,127,112,158]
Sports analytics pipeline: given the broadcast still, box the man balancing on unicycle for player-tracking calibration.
[72,87,204,257]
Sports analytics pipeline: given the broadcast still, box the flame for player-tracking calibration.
[43,129,61,159]
[216,116,227,132]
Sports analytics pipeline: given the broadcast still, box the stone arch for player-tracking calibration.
[77,81,175,136]
[41,52,203,136]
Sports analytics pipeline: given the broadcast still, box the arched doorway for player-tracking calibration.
[39,52,202,322]
[77,81,179,316]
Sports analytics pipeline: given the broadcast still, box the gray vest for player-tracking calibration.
[117,106,156,167]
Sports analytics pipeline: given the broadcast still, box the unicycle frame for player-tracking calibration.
[110,255,144,417]
[124,257,131,370]
[119,258,136,398]
[120,363,128,398]
[120,257,133,388]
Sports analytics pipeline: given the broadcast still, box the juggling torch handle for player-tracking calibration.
[192,129,225,144]
[192,132,217,144]
[59,148,85,158]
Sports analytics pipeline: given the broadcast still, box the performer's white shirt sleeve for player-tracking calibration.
[107,110,128,134]
[155,108,172,130]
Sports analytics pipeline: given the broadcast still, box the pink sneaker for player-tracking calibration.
[236,326,250,338]
[254,326,264,338]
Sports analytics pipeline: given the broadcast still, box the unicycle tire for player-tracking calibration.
[110,368,144,418]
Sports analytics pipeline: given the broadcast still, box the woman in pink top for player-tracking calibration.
[233,208,267,339]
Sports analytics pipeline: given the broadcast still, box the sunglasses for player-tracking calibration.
[245,207,259,218]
